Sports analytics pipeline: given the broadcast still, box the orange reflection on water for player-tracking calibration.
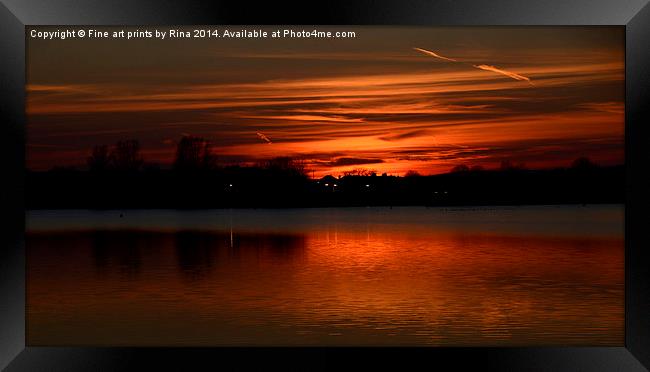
[27,207,623,346]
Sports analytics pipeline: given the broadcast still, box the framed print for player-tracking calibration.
[1,0,649,370]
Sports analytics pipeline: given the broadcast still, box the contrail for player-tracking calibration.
[256,132,272,144]
[413,47,457,62]
[473,64,534,85]
[413,47,533,85]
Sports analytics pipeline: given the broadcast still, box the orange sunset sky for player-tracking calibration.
[26,26,624,177]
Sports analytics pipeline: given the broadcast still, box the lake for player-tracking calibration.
[26,205,624,346]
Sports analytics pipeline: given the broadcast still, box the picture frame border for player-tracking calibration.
[1,1,648,370]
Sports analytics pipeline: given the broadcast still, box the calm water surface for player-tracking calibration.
[27,205,624,346]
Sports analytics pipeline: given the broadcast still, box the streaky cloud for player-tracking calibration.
[329,157,385,166]
[413,47,457,62]
[256,132,272,144]
[379,129,432,142]
[473,64,534,85]
[413,47,534,85]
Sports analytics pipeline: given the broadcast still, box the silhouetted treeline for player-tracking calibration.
[27,162,624,209]
[26,138,624,209]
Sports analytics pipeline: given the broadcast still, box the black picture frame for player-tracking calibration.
[1,0,649,370]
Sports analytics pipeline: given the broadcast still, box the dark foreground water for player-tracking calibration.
[27,205,623,346]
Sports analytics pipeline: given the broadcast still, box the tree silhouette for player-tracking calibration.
[500,160,526,171]
[173,136,217,172]
[343,168,376,177]
[571,157,598,170]
[263,157,307,178]
[404,170,421,177]
[451,164,470,173]
[110,140,143,172]
[87,145,111,172]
